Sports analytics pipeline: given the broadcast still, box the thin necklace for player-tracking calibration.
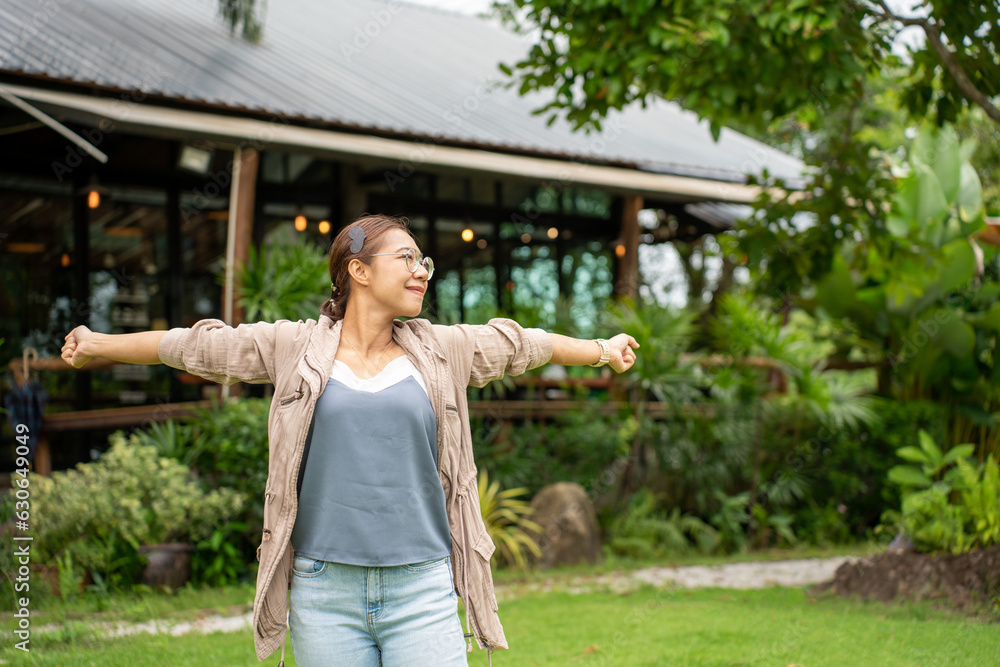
[342,334,393,379]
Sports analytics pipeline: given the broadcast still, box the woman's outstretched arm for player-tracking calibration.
[549,333,639,373]
[62,325,166,368]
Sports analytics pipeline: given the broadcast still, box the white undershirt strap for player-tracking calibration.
[331,355,429,397]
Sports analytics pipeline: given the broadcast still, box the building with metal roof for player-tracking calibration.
[0,0,805,468]
[0,0,804,188]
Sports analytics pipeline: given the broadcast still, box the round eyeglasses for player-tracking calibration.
[369,248,435,280]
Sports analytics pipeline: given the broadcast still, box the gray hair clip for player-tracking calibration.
[348,226,366,253]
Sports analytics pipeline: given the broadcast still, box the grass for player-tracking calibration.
[2,581,257,628]
[2,545,873,630]
[3,576,996,665]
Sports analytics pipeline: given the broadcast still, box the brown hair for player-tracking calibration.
[319,213,416,321]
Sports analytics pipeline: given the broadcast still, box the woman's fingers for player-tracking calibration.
[61,327,91,368]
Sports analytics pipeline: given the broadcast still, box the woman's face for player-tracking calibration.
[365,228,429,318]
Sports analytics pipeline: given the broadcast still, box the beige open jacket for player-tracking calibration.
[157,313,553,663]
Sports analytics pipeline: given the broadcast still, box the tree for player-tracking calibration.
[493,0,1000,135]
[216,0,265,44]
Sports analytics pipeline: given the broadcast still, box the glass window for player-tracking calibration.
[86,186,171,407]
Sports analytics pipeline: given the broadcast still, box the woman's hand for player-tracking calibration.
[62,325,98,369]
[607,333,640,373]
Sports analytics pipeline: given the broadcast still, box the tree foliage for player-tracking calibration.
[216,0,266,44]
[494,0,1000,134]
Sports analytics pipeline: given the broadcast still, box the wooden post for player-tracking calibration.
[232,147,258,327]
[615,194,643,300]
[494,181,505,313]
[221,146,258,400]
[427,176,439,316]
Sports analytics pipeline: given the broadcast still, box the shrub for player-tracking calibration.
[28,432,245,591]
[472,406,629,498]
[608,488,719,559]
[883,429,1000,554]
[477,469,543,570]
[133,397,271,584]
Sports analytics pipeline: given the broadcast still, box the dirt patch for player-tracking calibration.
[812,544,1000,613]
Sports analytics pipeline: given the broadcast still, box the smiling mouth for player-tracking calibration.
[407,287,425,296]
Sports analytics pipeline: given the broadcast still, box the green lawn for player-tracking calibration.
[3,584,995,666]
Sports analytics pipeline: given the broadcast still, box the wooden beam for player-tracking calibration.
[493,181,505,313]
[42,400,217,431]
[367,193,615,237]
[220,147,258,399]
[468,400,715,420]
[232,147,258,327]
[615,194,643,299]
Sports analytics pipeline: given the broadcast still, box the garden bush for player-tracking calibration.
[131,397,271,585]
[23,432,244,594]
[883,429,1000,554]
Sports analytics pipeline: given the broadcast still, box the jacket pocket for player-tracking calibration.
[278,379,305,406]
[256,544,290,639]
[257,590,283,639]
[472,528,499,612]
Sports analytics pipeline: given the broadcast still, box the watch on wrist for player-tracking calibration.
[590,338,611,367]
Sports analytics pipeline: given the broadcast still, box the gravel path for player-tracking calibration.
[497,556,857,597]
[37,556,855,639]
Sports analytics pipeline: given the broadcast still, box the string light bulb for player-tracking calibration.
[294,215,307,231]
[318,220,331,234]
[87,190,100,209]
[461,228,474,242]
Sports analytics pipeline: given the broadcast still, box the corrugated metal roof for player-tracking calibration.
[0,0,806,186]
[684,202,755,230]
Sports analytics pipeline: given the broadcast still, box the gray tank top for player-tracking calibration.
[290,358,452,566]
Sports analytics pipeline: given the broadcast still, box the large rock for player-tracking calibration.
[528,482,602,568]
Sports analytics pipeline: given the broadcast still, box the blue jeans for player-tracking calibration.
[288,553,469,666]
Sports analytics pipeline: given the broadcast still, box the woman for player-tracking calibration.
[61,214,639,666]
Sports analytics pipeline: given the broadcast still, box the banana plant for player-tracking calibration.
[888,429,975,489]
[813,123,998,458]
[887,429,1000,553]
